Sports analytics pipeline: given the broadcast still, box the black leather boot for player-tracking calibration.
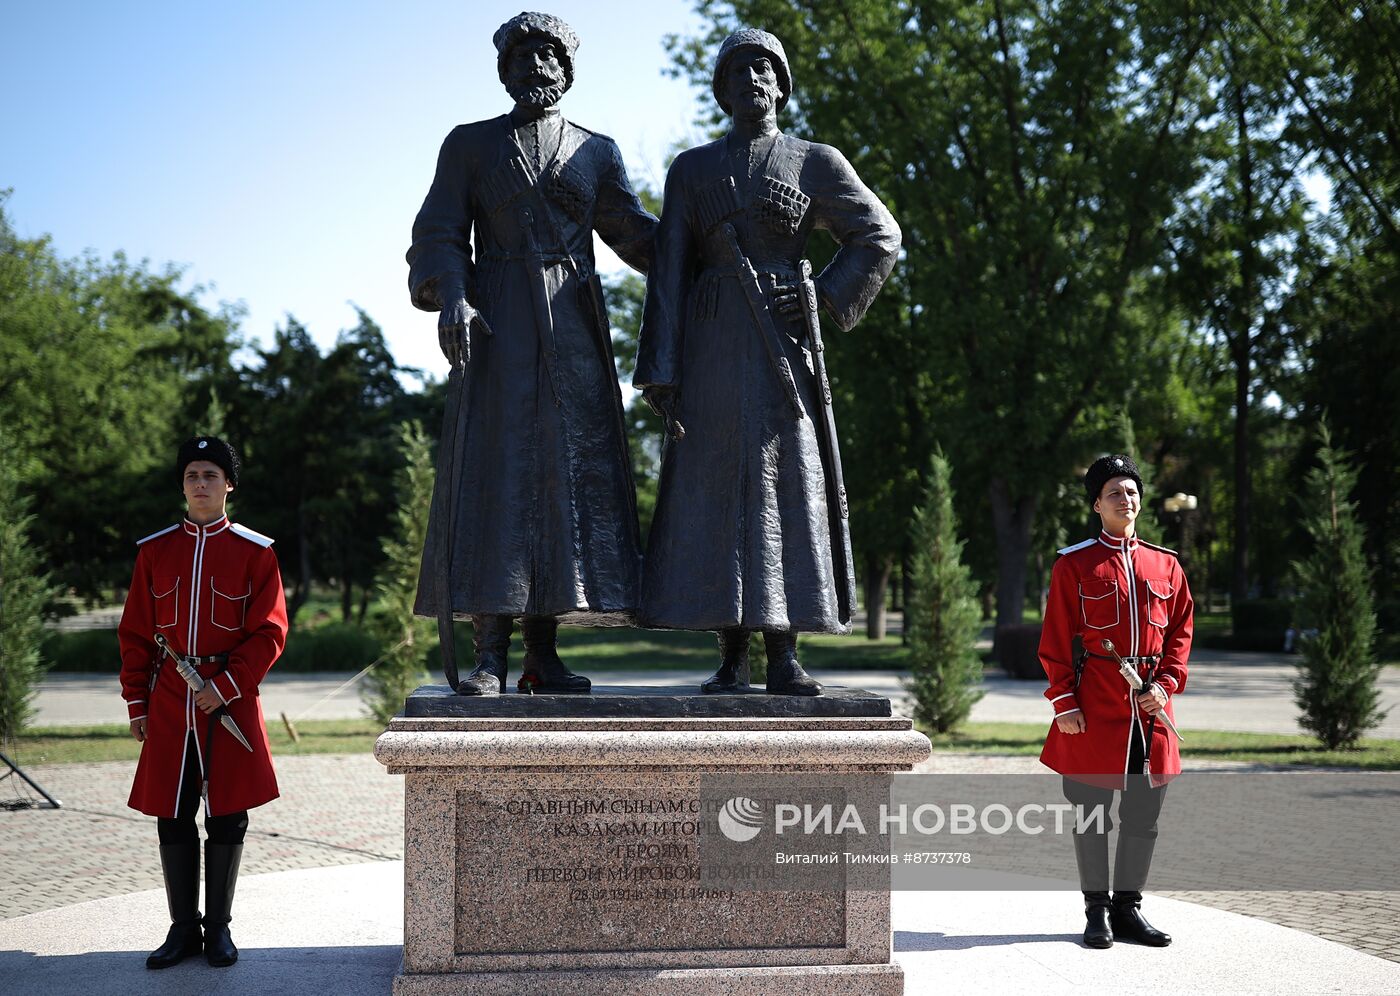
[1084,897,1114,949]
[1073,830,1113,947]
[763,631,822,696]
[203,842,243,967]
[1112,832,1170,945]
[146,843,203,969]
[520,615,590,694]
[457,614,511,696]
[701,628,756,694]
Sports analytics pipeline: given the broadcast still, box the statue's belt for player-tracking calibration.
[478,248,587,271]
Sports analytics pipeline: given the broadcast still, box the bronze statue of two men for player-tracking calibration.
[407,14,900,699]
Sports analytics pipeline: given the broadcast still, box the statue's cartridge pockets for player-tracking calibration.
[755,177,810,235]
[546,157,595,225]
[694,175,743,235]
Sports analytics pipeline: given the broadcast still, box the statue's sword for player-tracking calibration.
[1100,639,1184,743]
[153,634,253,751]
[720,223,805,420]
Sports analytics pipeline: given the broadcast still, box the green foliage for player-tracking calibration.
[0,432,61,739]
[39,629,119,673]
[274,623,382,673]
[362,422,436,724]
[228,311,409,624]
[1291,423,1385,749]
[604,271,664,542]
[904,449,983,733]
[0,191,235,596]
[1231,598,1292,652]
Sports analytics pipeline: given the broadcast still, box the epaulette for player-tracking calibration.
[229,523,275,548]
[1139,539,1178,557]
[1056,538,1097,556]
[136,524,180,546]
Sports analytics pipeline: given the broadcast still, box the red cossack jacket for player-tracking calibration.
[118,515,288,817]
[1038,530,1193,787]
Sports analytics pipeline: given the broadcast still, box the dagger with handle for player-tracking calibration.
[1101,638,1184,743]
[153,633,254,752]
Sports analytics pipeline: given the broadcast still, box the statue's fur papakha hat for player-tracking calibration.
[712,28,792,115]
[1084,453,1144,507]
[177,435,240,489]
[494,11,579,91]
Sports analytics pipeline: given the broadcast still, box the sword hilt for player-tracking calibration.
[1101,639,1184,743]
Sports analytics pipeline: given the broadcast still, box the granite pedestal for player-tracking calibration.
[374,684,931,995]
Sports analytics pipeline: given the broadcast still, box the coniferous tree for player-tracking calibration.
[1292,422,1385,749]
[905,449,984,733]
[362,421,435,725]
[0,430,60,741]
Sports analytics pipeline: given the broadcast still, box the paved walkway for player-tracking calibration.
[34,647,1400,738]
[4,751,1398,971]
[4,861,1399,995]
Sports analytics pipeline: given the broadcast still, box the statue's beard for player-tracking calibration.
[507,72,567,109]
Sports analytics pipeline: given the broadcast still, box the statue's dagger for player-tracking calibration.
[1101,638,1184,743]
[154,633,254,752]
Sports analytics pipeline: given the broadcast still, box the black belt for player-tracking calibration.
[185,652,230,666]
[1088,652,1160,667]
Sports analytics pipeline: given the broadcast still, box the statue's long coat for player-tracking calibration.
[407,111,655,623]
[634,133,900,633]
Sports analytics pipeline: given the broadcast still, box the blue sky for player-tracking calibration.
[2,0,708,380]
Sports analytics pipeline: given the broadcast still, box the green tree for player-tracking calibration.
[1166,21,1311,602]
[1291,422,1384,749]
[362,421,436,725]
[0,192,235,596]
[0,429,61,740]
[904,448,984,734]
[230,311,406,624]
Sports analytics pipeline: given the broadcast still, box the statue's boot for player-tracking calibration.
[457,614,511,696]
[763,631,822,696]
[146,843,202,969]
[203,842,243,967]
[1111,833,1171,946]
[1074,830,1113,948]
[701,628,753,694]
[520,615,591,694]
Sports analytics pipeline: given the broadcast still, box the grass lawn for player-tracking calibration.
[18,717,1400,770]
[10,718,383,767]
[924,721,1400,770]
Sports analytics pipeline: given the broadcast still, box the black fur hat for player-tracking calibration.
[1084,453,1142,506]
[176,436,240,489]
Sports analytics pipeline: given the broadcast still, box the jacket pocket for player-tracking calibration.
[1145,578,1173,628]
[151,577,179,629]
[1079,579,1120,630]
[210,577,250,632]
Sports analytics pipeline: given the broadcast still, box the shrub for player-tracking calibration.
[905,449,984,731]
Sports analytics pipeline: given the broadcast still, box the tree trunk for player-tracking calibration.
[285,507,312,626]
[358,586,370,624]
[1231,353,1251,602]
[989,476,1038,633]
[341,577,353,623]
[1230,58,1255,606]
[900,547,914,645]
[864,552,892,640]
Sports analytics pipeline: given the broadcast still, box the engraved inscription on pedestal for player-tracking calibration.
[452,775,845,956]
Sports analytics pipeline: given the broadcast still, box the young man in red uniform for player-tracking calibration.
[118,436,288,969]
[1039,454,1193,949]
